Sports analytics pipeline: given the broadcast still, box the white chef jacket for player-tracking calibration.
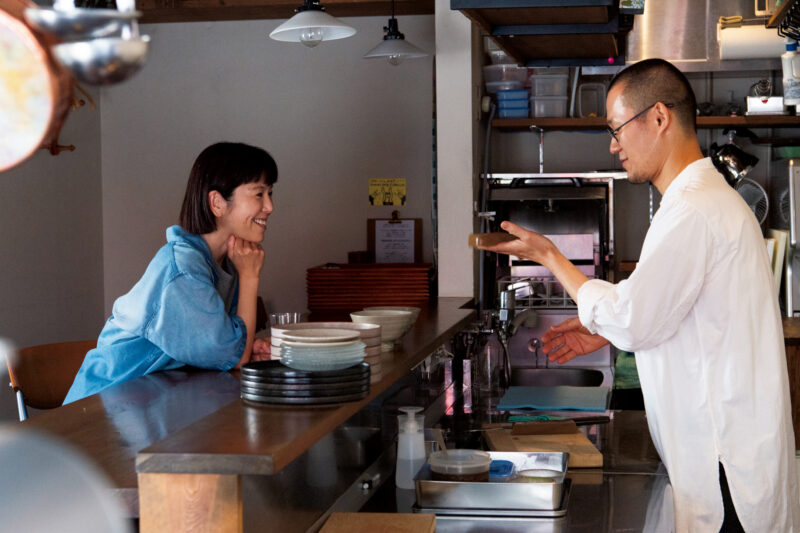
[578,158,800,532]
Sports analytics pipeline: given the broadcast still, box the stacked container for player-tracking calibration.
[496,89,529,118]
[482,36,528,95]
[529,67,569,118]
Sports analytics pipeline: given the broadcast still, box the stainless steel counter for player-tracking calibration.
[357,394,672,533]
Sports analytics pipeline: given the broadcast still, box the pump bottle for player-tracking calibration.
[396,406,426,489]
[782,38,800,108]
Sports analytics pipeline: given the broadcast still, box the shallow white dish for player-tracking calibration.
[281,328,360,343]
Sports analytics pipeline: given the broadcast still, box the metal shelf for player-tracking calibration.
[491,115,800,131]
[452,0,637,67]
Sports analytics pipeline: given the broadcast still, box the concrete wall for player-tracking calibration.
[99,16,436,315]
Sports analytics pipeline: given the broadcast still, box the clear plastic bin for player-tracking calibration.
[530,96,568,118]
[486,80,524,94]
[484,64,529,83]
[530,74,568,97]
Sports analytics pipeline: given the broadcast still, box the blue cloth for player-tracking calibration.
[497,386,610,412]
[64,226,246,404]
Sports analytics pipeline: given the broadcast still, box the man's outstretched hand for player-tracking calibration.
[541,317,610,364]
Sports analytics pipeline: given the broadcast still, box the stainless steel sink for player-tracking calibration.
[510,367,604,387]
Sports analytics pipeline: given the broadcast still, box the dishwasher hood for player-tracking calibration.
[625,0,781,71]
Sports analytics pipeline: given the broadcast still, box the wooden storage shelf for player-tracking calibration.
[492,115,800,131]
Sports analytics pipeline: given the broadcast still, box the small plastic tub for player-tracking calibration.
[530,74,569,96]
[497,98,529,110]
[496,89,529,101]
[429,449,492,482]
[485,80,524,94]
[513,468,562,483]
[530,95,568,118]
[483,64,528,84]
[489,459,515,482]
[498,108,529,118]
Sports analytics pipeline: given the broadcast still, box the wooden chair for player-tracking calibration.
[5,340,95,421]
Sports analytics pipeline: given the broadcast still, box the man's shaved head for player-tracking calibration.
[609,58,697,132]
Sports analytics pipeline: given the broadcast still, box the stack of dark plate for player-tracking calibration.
[240,360,370,405]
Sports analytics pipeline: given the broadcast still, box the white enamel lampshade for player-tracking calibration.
[269,9,356,47]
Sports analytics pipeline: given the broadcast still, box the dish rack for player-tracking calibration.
[497,275,581,309]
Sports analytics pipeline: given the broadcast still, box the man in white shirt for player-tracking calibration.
[479,59,799,532]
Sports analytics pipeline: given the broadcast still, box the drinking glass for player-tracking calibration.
[268,312,306,326]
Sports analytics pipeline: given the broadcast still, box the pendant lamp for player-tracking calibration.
[363,0,428,65]
[270,0,356,48]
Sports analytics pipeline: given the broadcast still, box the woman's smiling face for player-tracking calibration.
[216,178,274,242]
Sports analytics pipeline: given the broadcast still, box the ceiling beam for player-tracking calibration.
[138,0,434,23]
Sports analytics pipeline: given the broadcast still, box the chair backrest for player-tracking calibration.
[6,340,95,411]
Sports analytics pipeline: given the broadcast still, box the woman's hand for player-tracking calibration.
[476,221,558,265]
[541,317,610,364]
[227,235,264,280]
[250,338,271,362]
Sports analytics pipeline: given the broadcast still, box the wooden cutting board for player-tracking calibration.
[320,512,435,533]
[484,427,603,468]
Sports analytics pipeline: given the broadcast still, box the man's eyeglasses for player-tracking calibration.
[606,102,675,142]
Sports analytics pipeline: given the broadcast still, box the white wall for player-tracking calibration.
[435,0,478,298]
[100,16,436,315]
[0,90,105,423]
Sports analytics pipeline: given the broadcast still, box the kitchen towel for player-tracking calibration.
[498,385,610,412]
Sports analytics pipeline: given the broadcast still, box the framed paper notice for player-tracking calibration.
[368,218,422,263]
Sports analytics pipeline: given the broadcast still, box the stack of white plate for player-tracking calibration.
[279,329,365,372]
[270,322,383,382]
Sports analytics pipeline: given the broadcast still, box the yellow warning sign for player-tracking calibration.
[369,178,406,206]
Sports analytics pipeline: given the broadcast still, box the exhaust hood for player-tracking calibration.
[626,0,781,71]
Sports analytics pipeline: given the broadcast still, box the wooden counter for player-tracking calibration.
[135,298,473,531]
[18,297,472,530]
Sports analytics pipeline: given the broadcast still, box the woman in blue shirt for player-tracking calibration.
[64,142,277,403]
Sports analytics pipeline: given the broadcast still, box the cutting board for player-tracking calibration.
[484,426,603,468]
[320,512,435,533]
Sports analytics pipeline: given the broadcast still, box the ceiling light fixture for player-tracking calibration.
[363,0,427,65]
[269,0,356,48]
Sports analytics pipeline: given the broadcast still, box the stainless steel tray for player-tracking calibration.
[413,478,570,519]
[414,451,569,512]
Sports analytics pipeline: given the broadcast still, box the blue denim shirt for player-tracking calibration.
[64,226,246,404]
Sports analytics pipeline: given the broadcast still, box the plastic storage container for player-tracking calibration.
[496,89,529,101]
[497,99,529,109]
[531,74,568,97]
[486,81,524,94]
[498,108,529,118]
[530,95,568,118]
[484,64,528,84]
[428,449,492,482]
[489,459,515,482]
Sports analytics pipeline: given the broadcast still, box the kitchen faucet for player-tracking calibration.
[495,288,540,384]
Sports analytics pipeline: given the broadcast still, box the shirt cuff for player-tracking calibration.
[577,279,615,335]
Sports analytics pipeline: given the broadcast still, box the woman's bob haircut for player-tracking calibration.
[180,142,278,234]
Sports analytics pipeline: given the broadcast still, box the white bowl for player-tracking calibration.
[363,306,421,323]
[350,309,414,351]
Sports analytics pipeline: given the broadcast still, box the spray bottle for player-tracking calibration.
[396,406,426,489]
[782,38,800,109]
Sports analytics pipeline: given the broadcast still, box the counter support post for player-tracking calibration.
[138,473,243,532]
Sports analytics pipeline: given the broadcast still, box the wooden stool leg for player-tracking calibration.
[138,473,242,533]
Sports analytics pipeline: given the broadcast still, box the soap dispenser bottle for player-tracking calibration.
[396,406,426,489]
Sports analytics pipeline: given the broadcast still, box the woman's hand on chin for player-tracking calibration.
[227,235,264,279]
